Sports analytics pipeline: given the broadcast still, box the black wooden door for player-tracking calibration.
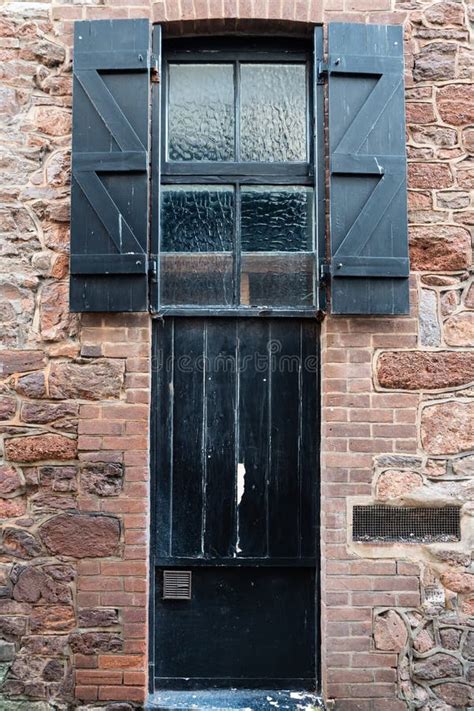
[152,318,319,690]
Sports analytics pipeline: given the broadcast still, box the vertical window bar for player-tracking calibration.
[235,183,242,307]
[234,61,241,307]
[235,59,241,164]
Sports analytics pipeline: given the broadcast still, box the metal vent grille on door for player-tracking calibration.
[352,505,461,543]
[163,570,192,600]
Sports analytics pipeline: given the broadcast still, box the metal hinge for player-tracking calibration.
[148,256,158,281]
[150,53,160,83]
[317,61,328,84]
[319,261,331,283]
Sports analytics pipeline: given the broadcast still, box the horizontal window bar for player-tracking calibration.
[161,175,314,186]
[163,161,311,176]
[165,52,310,63]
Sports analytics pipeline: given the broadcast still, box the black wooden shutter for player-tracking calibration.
[326,23,409,315]
[70,19,155,312]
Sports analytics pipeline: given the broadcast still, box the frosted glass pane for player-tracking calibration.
[161,254,234,306]
[241,187,314,252]
[161,186,234,252]
[240,253,314,307]
[240,64,307,162]
[168,64,234,161]
[160,186,234,305]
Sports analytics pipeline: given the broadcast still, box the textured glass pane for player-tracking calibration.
[161,254,234,306]
[161,186,234,252]
[241,187,314,252]
[240,254,314,307]
[168,64,234,161]
[161,186,234,305]
[240,64,307,162]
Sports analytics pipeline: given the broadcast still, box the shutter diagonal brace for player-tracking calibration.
[331,174,407,277]
[332,68,402,159]
[329,52,408,279]
[75,69,145,152]
[72,58,150,276]
[73,170,143,255]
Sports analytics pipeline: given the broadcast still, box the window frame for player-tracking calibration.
[150,31,326,317]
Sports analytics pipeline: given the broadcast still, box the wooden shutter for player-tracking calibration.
[327,23,409,315]
[70,19,155,312]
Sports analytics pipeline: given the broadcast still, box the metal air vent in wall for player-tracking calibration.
[352,506,461,543]
[163,570,192,600]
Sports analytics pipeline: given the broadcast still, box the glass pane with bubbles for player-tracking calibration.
[161,186,234,252]
[160,186,235,305]
[241,187,314,252]
[168,64,235,161]
[240,64,307,162]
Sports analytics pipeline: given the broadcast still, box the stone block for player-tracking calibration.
[374,610,408,652]
[437,84,474,126]
[39,513,120,558]
[49,360,124,400]
[5,434,77,463]
[421,401,474,454]
[377,351,474,390]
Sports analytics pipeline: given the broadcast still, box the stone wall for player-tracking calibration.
[0,0,472,710]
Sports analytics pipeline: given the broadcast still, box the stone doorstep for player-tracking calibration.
[146,690,325,710]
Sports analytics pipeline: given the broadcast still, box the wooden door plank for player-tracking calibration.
[171,319,206,557]
[237,320,270,558]
[204,319,237,558]
[267,321,300,558]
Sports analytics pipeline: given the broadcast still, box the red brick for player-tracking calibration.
[100,592,147,607]
[123,514,147,529]
[77,561,100,575]
[350,684,396,698]
[121,607,147,624]
[78,577,123,592]
[124,670,146,685]
[123,622,148,638]
[75,654,98,669]
[124,640,147,655]
[124,545,147,560]
[76,670,123,685]
[77,593,101,607]
[99,655,145,670]
[124,578,147,593]
[352,592,397,606]
[351,653,397,668]
[327,608,372,622]
[98,685,145,702]
[101,499,147,514]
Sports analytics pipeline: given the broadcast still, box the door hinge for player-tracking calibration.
[150,53,160,82]
[148,256,158,281]
[317,61,328,84]
[319,261,331,283]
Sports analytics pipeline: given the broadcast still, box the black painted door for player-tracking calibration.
[152,318,319,690]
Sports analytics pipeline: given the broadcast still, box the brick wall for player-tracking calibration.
[0,0,472,709]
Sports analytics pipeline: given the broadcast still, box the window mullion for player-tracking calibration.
[235,59,241,164]
[234,182,241,307]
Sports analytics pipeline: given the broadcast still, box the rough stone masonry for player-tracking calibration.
[0,0,473,710]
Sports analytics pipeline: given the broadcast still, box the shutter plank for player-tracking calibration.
[70,19,153,312]
[328,23,410,315]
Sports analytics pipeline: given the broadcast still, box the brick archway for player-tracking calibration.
[152,0,321,34]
